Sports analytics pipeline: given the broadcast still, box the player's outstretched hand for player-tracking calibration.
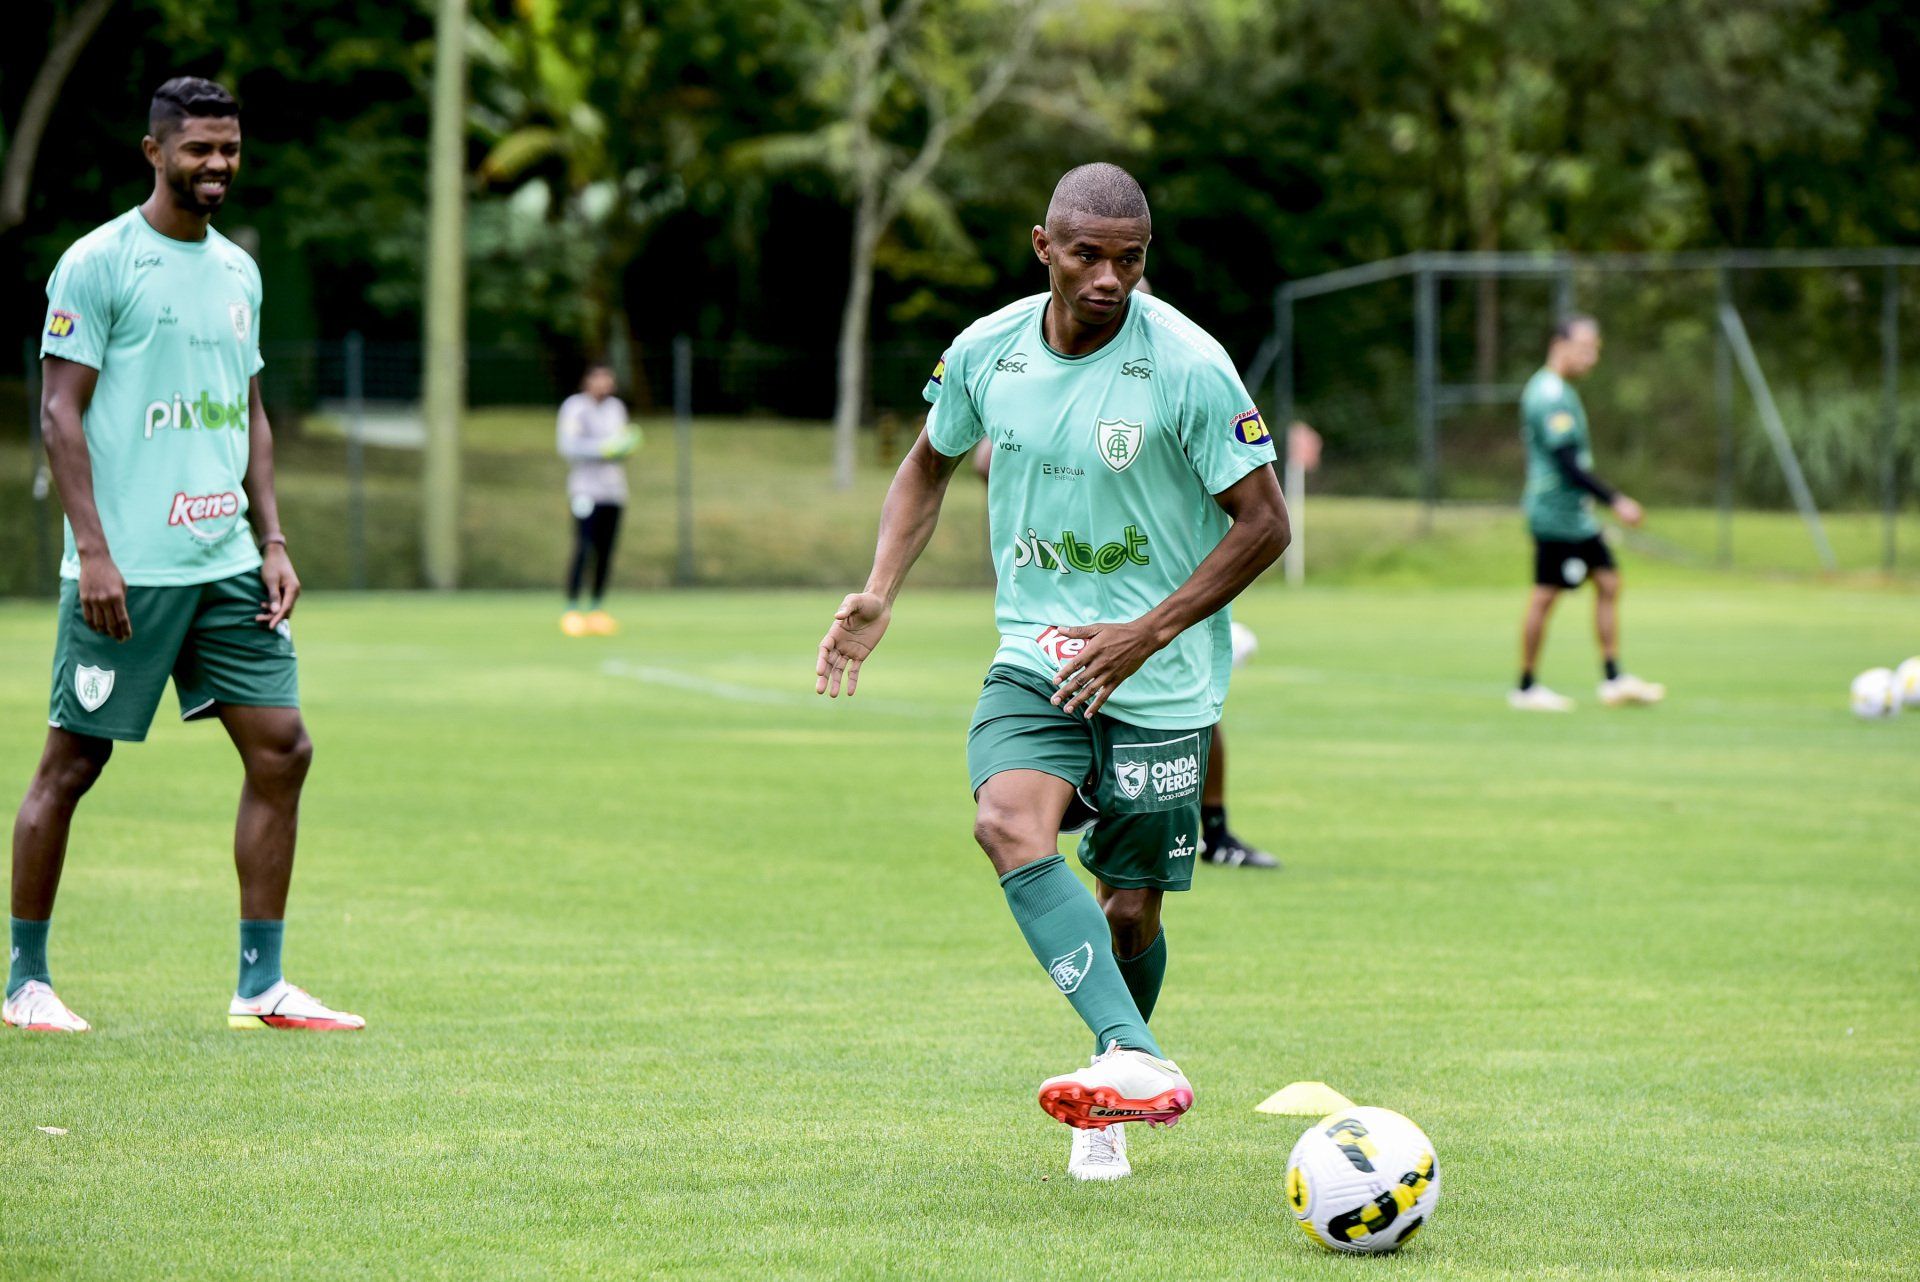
[816,591,891,698]
[1612,495,1644,527]
[1050,618,1162,719]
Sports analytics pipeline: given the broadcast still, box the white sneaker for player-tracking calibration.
[1599,674,1666,707]
[1068,1120,1132,1181]
[3,980,90,1032]
[228,978,365,1031]
[1509,684,1575,712]
[1038,1040,1193,1130]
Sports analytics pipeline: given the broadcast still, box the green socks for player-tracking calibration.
[1115,927,1167,1024]
[237,919,284,999]
[1000,856,1162,1058]
[8,917,52,998]
[10,917,290,1001]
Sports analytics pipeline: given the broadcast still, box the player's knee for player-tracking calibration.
[249,728,313,791]
[40,743,110,802]
[972,802,1044,860]
[1102,893,1158,951]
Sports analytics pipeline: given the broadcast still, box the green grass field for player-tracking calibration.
[1,583,1915,1278]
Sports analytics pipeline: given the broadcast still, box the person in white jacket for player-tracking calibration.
[556,364,639,636]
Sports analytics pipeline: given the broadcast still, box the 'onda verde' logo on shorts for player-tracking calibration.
[145,392,249,438]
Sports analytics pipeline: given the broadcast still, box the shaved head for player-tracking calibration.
[1045,162,1150,232]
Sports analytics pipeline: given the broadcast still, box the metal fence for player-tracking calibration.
[2,337,983,597]
[1253,250,1920,572]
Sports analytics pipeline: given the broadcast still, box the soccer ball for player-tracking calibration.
[1285,1107,1440,1255]
[1895,657,1920,709]
[1850,668,1902,719]
[1230,620,1259,670]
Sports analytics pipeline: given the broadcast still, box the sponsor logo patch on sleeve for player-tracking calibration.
[1231,408,1271,446]
[928,357,946,386]
[47,310,79,339]
[1548,410,1575,436]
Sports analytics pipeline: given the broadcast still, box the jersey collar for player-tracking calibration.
[1033,294,1140,367]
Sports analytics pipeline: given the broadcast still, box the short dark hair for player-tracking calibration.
[1552,313,1599,343]
[150,77,239,140]
[1046,163,1150,228]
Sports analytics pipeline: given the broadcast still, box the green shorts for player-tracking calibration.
[48,570,299,743]
[967,664,1212,892]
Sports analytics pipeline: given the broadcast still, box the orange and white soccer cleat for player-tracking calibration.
[1039,1041,1193,1130]
[3,980,90,1032]
[229,979,365,1031]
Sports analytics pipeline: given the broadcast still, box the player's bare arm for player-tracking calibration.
[39,356,129,640]
[816,426,968,697]
[1052,464,1288,718]
[243,375,299,628]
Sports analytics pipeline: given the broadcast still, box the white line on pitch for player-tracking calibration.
[600,660,947,719]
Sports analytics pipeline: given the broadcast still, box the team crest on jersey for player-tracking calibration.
[1232,408,1271,446]
[74,665,115,712]
[1096,418,1143,472]
[1548,410,1575,436]
[928,357,946,386]
[47,310,79,340]
[229,300,252,342]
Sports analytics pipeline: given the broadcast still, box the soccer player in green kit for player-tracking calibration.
[5,79,362,1033]
[1510,315,1665,712]
[815,164,1287,1180]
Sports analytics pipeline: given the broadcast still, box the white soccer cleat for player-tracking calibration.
[1068,1118,1132,1181]
[3,980,91,1033]
[228,979,365,1031]
[1508,685,1575,712]
[1039,1040,1193,1130]
[1598,674,1666,707]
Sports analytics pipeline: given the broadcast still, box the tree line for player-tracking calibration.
[7,0,1917,406]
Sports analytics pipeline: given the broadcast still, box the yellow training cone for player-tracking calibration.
[1255,1082,1356,1116]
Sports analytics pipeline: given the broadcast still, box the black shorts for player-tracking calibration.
[1532,534,1615,589]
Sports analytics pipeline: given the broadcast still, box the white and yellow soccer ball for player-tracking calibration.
[1850,668,1902,720]
[1285,1107,1440,1255]
[1894,657,1920,709]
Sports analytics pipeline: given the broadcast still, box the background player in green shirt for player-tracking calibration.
[5,79,362,1034]
[815,164,1287,1180]
[1511,315,1666,712]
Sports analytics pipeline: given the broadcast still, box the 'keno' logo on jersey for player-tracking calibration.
[1035,625,1087,663]
[167,490,242,543]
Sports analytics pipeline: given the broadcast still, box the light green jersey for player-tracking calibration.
[1520,366,1599,541]
[924,291,1276,728]
[41,209,265,586]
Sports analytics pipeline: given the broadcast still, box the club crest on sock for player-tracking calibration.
[1048,941,1094,994]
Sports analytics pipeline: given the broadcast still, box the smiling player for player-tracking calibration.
[816,164,1287,1180]
[5,78,361,1034]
